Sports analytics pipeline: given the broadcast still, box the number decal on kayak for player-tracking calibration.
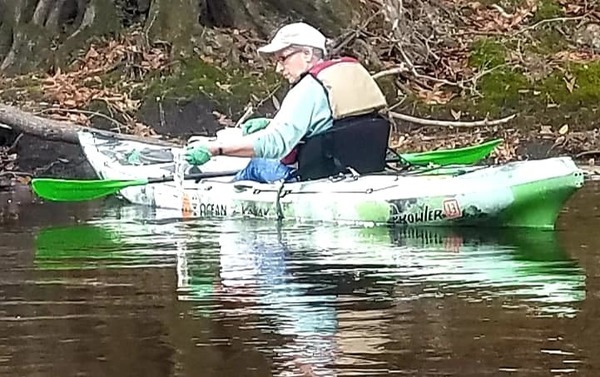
[442,199,462,219]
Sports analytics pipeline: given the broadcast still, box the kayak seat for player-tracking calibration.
[294,112,391,181]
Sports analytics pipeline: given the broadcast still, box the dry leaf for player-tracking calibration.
[565,4,583,15]
[559,124,569,135]
[450,109,461,120]
[16,176,31,185]
[64,99,77,107]
[564,74,576,93]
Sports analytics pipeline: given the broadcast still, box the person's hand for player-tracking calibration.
[241,117,270,136]
[184,144,212,166]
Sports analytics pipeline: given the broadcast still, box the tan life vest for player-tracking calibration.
[308,57,388,119]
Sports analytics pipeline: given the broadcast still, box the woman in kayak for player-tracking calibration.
[185,22,391,183]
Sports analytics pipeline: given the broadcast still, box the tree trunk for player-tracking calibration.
[204,0,362,37]
[145,0,202,57]
[53,0,121,68]
[44,0,67,32]
[31,0,54,26]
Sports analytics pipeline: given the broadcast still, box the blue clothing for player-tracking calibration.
[233,158,296,183]
[252,75,333,159]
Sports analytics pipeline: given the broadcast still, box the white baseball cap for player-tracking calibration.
[258,22,327,55]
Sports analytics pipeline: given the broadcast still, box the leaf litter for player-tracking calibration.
[1,0,600,169]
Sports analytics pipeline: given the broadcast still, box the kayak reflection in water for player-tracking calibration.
[30,211,587,375]
[178,221,587,375]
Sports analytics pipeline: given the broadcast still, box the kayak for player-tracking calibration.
[69,130,584,229]
[42,130,586,229]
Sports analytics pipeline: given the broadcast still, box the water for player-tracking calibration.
[0,183,599,376]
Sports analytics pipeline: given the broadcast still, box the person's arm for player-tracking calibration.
[253,78,330,159]
[205,139,255,157]
[204,78,330,159]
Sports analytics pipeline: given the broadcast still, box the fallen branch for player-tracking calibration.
[372,65,408,80]
[388,111,517,127]
[575,150,600,159]
[512,15,588,37]
[0,104,177,146]
[0,171,32,178]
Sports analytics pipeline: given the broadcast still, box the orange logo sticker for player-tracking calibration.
[442,199,461,219]
[182,193,192,218]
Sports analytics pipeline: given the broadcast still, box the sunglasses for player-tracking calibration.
[276,50,302,64]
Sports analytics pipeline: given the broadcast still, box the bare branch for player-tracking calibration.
[388,112,517,127]
[0,171,31,178]
[234,105,254,128]
[511,15,588,37]
[372,65,408,80]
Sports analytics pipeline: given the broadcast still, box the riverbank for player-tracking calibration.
[1,99,600,188]
[2,1,600,183]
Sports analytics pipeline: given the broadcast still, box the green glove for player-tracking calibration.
[184,145,212,166]
[241,117,270,136]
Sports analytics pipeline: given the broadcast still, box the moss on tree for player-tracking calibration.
[145,58,281,115]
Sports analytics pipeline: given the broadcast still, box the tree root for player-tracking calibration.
[67,1,96,41]
[0,0,121,74]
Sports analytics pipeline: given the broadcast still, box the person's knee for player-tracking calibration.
[233,158,293,183]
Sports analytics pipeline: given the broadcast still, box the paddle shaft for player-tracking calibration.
[146,170,239,184]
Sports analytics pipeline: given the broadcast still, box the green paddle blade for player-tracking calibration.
[31,178,149,202]
[400,138,503,166]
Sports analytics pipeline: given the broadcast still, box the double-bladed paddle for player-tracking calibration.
[31,138,503,202]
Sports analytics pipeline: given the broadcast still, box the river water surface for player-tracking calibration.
[1,182,599,376]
